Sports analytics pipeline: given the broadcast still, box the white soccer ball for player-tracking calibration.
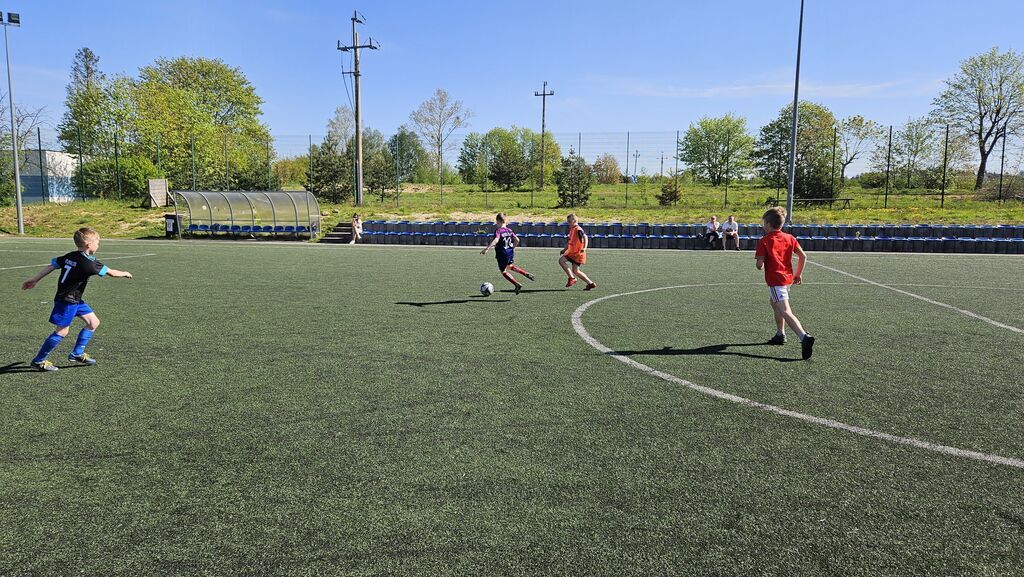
[480,282,494,296]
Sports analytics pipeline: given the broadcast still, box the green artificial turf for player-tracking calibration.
[1,239,1022,576]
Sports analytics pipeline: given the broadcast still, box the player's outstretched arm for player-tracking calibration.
[480,236,499,255]
[106,268,133,279]
[22,265,55,290]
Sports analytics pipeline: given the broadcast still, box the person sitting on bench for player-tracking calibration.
[721,214,740,250]
[350,214,363,244]
[704,215,722,248]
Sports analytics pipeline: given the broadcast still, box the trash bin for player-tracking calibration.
[163,214,182,238]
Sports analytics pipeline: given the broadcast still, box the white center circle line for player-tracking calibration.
[571,284,1024,470]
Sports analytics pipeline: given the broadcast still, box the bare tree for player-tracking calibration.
[409,88,471,199]
[326,105,353,153]
[837,115,883,186]
[932,47,1024,189]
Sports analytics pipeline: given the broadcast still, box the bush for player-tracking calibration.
[656,181,681,206]
[76,156,162,200]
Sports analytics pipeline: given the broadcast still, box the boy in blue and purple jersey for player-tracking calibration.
[480,213,535,295]
[21,227,134,371]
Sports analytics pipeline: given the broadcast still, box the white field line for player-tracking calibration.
[0,253,157,272]
[571,285,1024,470]
[808,261,1024,334]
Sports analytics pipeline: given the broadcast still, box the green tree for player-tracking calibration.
[519,127,560,189]
[753,101,838,198]
[57,48,111,157]
[307,133,352,202]
[932,47,1024,190]
[656,177,681,206]
[591,153,621,185]
[891,118,937,189]
[678,114,753,186]
[555,148,593,207]
[387,125,428,185]
[365,147,396,202]
[457,132,485,185]
[410,88,472,196]
[487,128,529,191]
[131,57,271,191]
[837,115,884,186]
[75,155,162,200]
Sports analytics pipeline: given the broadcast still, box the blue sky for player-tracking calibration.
[7,0,1024,169]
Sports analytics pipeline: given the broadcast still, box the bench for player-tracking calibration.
[793,197,852,209]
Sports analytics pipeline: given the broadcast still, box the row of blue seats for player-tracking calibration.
[362,220,1024,239]
[187,223,315,234]
[358,230,1024,253]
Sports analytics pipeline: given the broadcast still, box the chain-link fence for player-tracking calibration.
[8,125,1023,212]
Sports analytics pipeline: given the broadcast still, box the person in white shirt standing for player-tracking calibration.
[721,214,740,250]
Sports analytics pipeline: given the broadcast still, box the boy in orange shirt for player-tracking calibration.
[755,207,815,359]
[558,213,596,290]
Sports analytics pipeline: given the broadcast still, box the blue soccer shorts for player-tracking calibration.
[49,301,94,327]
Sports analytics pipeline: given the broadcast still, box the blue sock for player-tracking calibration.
[33,333,65,364]
[72,329,95,357]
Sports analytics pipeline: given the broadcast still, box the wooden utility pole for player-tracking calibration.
[338,11,379,205]
[533,81,554,207]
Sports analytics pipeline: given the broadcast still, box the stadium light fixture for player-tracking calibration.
[2,11,23,234]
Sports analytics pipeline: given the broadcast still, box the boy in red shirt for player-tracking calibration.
[755,207,815,359]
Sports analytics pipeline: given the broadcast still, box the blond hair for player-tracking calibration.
[73,227,99,249]
[761,207,786,230]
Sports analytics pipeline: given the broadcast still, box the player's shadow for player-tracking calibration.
[612,342,801,363]
[396,295,510,307]
[0,362,91,374]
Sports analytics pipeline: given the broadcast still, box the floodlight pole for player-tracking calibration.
[534,80,554,207]
[785,0,805,225]
[338,11,379,206]
[3,13,22,234]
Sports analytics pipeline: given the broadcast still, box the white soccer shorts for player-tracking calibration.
[768,285,790,303]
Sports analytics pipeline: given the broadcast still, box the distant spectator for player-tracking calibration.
[350,214,363,244]
[721,214,740,250]
[704,215,721,248]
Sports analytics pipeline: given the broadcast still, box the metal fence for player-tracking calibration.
[9,125,1024,210]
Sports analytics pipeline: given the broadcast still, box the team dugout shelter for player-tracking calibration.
[172,191,321,239]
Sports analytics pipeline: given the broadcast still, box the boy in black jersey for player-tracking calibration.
[21,227,133,371]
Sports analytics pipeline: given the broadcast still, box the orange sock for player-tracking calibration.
[509,265,529,276]
[502,271,519,286]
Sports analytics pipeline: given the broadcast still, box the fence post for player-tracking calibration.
[190,134,197,191]
[624,131,630,208]
[883,125,892,208]
[940,124,949,208]
[724,130,731,208]
[674,130,679,192]
[308,135,313,192]
[114,129,122,198]
[76,125,84,200]
[37,127,47,202]
[830,124,837,196]
[223,132,229,191]
[998,125,1007,203]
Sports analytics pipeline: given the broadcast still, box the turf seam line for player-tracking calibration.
[0,253,157,272]
[808,261,1024,334]
[572,285,1024,470]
